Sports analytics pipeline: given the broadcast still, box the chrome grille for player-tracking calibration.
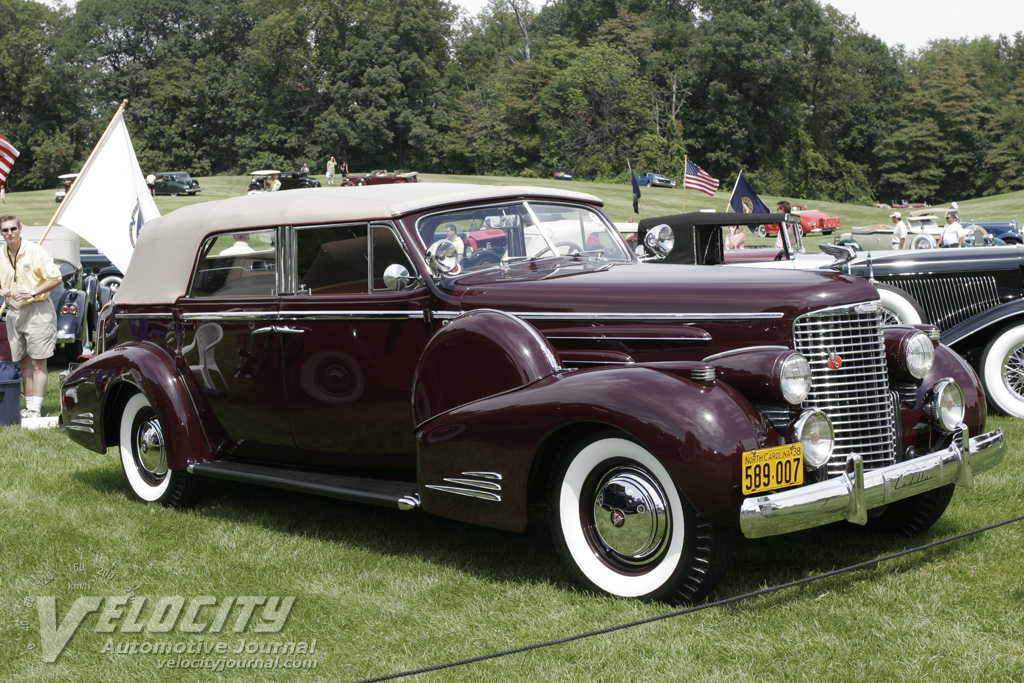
[881,275,999,331]
[793,304,896,477]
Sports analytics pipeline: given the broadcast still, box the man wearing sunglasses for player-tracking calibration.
[0,215,61,419]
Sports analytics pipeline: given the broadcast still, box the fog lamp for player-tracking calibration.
[930,379,965,432]
[791,410,834,468]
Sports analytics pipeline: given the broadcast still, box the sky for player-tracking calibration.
[452,0,1023,53]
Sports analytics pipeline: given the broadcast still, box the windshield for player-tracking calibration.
[418,201,629,271]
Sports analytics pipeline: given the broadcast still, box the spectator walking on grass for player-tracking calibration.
[890,211,908,249]
[0,214,62,419]
[326,157,337,184]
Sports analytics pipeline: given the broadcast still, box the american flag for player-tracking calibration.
[684,159,719,196]
[0,133,19,186]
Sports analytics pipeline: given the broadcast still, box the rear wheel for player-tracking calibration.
[548,432,731,603]
[756,226,768,238]
[119,393,204,506]
[910,233,935,249]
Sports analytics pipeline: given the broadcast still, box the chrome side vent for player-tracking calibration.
[425,471,503,502]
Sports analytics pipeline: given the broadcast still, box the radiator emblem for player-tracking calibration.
[827,351,843,370]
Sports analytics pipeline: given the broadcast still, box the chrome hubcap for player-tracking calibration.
[1003,343,1024,401]
[136,417,167,476]
[592,466,670,566]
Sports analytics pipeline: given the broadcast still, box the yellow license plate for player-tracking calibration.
[742,443,804,495]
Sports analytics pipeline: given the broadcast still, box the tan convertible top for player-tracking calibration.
[117,183,603,305]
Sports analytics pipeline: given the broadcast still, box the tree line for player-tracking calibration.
[2,0,1023,205]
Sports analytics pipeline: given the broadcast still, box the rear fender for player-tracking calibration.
[55,289,86,339]
[60,342,227,469]
[416,364,776,532]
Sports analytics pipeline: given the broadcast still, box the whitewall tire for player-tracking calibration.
[910,233,935,250]
[981,325,1024,417]
[548,433,731,603]
[119,392,204,506]
[874,283,926,326]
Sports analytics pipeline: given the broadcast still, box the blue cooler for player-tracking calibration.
[0,361,21,426]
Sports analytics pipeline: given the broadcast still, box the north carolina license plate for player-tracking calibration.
[742,443,804,495]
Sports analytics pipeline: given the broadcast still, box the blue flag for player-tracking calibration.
[729,171,771,232]
[631,172,641,214]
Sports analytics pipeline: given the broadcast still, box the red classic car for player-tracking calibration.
[59,184,1005,604]
[753,209,839,237]
[341,169,418,186]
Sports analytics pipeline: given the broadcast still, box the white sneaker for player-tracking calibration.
[20,408,41,419]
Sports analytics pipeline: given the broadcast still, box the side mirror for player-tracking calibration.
[383,264,414,291]
[426,240,458,275]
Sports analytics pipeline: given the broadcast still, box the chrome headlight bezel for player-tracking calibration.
[790,410,834,469]
[643,224,674,258]
[779,353,812,405]
[930,378,965,433]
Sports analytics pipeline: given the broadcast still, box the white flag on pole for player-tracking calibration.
[53,105,159,273]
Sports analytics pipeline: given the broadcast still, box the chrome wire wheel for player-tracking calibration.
[982,325,1024,417]
[1001,341,1024,401]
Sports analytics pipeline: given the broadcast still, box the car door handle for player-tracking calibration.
[252,326,306,335]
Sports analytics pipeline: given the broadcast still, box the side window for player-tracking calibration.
[371,226,413,291]
[189,229,277,297]
[296,224,369,295]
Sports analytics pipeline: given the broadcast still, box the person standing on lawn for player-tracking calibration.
[0,214,62,418]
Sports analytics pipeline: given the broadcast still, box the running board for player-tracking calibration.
[187,461,421,510]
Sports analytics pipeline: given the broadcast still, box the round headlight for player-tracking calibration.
[905,332,935,379]
[644,224,674,257]
[779,353,812,405]
[930,379,965,432]
[791,410,834,468]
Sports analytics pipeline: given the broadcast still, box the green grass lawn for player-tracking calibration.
[0,410,1021,681]
[2,178,1024,681]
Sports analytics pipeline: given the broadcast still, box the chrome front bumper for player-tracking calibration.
[739,425,1005,539]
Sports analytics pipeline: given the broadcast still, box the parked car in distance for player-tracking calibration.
[553,168,573,180]
[154,171,202,196]
[341,170,418,186]
[794,209,839,235]
[60,185,1005,604]
[54,173,78,203]
[635,172,676,188]
[246,170,321,193]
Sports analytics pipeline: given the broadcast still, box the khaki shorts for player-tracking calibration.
[5,300,57,361]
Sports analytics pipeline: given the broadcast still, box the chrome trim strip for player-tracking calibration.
[739,426,1005,538]
[278,311,427,321]
[546,335,706,342]
[64,425,95,434]
[434,311,783,322]
[115,313,173,320]
[425,471,504,502]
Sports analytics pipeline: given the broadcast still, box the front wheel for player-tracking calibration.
[865,484,955,536]
[874,282,926,325]
[119,393,204,506]
[980,324,1024,417]
[548,433,731,603]
[756,226,767,238]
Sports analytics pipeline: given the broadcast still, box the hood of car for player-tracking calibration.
[847,244,1024,278]
[449,259,876,318]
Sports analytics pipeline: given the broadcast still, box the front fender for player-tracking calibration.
[942,299,1024,349]
[55,290,86,340]
[416,364,777,532]
[60,341,226,469]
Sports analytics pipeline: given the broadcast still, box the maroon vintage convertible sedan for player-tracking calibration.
[59,184,1005,604]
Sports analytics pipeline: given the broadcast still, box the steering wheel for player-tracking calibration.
[534,241,585,257]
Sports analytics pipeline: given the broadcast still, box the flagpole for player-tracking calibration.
[725,169,742,212]
[626,159,645,218]
[682,155,688,213]
[42,99,129,244]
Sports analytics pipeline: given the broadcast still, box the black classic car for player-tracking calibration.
[59,185,1004,604]
[154,171,203,196]
[638,211,1024,418]
[247,170,321,193]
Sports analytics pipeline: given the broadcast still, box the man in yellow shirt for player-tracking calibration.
[0,214,62,419]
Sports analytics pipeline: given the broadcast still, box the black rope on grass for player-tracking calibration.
[350,513,1024,683]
